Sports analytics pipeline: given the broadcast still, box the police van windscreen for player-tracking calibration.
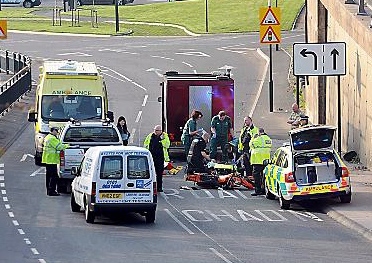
[41,95,102,121]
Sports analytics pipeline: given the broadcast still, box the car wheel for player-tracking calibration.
[265,182,275,200]
[340,190,352,203]
[145,210,156,224]
[70,192,81,212]
[84,198,95,223]
[23,0,33,8]
[278,186,290,209]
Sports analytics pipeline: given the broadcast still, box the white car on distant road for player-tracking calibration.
[1,0,41,8]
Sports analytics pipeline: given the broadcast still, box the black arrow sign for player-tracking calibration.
[330,48,339,70]
[300,49,318,70]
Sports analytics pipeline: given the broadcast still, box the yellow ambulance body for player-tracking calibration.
[28,60,113,165]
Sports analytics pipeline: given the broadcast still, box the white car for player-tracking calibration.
[264,125,351,209]
[58,119,123,193]
[1,0,41,8]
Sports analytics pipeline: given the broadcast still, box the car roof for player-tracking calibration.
[64,121,115,128]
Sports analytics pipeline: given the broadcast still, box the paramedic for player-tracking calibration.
[249,127,272,196]
[181,109,203,157]
[210,110,233,162]
[42,127,69,196]
[144,125,170,192]
[187,132,211,173]
[238,116,259,177]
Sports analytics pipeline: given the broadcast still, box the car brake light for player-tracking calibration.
[341,167,349,177]
[153,182,157,195]
[285,172,295,183]
[91,182,96,197]
[60,150,65,168]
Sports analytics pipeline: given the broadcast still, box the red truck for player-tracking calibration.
[159,71,235,154]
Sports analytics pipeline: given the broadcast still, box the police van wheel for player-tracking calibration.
[85,199,95,223]
[340,190,352,203]
[145,210,156,224]
[71,192,80,212]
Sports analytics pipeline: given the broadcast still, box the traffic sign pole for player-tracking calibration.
[337,75,341,155]
[269,44,274,112]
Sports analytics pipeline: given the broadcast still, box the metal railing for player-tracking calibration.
[0,50,32,115]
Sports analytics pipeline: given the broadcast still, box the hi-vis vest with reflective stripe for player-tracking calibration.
[249,134,272,164]
[42,134,69,164]
[144,132,170,162]
[238,125,259,151]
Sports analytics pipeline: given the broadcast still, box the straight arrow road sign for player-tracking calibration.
[293,42,346,76]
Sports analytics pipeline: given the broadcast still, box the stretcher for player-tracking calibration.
[185,163,255,190]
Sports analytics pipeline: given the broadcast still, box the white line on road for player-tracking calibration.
[164,209,194,235]
[0,183,5,187]
[31,248,39,255]
[1,189,6,195]
[8,212,14,218]
[0,170,4,175]
[18,229,25,235]
[250,48,270,117]
[20,154,34,162]
[30,167,45,177]
[209,248,233,263]
[3,196,8,202]
[142,95,149,107]
[130,128,136,144]
[135,111,142,123]
[24,238,31,245]
[12,220,19,226]
[38,259,47,263]
[182,61,194,68]
[0,163,4,167]
[5,204,10,209]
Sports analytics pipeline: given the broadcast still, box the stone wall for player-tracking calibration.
[306,0,372,166]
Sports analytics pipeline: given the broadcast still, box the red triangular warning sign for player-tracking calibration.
[0,27,5,38]
[261,26,280,44]
[260,8,280,26]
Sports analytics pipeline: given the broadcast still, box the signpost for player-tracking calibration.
[293,42,347,154]
[0,20,7,40]
[259,6,281,112]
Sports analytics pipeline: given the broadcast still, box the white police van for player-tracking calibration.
[70,146,157,224]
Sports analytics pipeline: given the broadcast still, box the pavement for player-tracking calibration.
[1,12,372,242]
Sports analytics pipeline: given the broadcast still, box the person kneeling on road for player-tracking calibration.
[42,127,70,196]
[249,128,272,196]
[187,132,212,173]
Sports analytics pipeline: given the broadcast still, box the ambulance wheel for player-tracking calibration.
[145,210,156,224]
[340,190,352,203]
[70,192,80,212]
[84,198,95,223]
[265,182,275,200]
[278,188,290,210]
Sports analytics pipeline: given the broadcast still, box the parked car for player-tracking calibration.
[1,0,41,8]
[76,0,133,6]
[264,125,352,209]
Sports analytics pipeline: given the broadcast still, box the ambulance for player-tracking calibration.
[70,146,157,224]
[159,71,235,154]
[28,60,113,165]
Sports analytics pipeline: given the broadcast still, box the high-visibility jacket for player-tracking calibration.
[249,134,272,165]
[144,132,170,162]
[42,134,69,164]
[238,125,259,152]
